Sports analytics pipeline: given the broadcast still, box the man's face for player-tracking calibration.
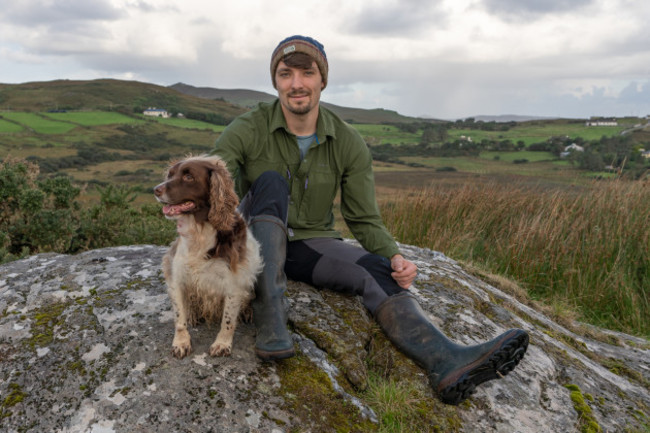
[275,60,323,116]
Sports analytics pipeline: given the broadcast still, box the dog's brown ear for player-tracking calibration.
[208,160,239,231]
[213,214,248,272]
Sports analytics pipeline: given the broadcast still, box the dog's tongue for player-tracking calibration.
[162,201,195,216]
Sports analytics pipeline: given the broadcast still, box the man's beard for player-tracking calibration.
[285,91,314,115]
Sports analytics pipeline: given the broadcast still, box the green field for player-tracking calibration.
[351,123,420,145]
[0,110,647,194]
[351,120,631,148]
[147,116,227,132]
[0,111,228,135]
[1,112,77,134]
[401,155,568,177]
[448,123,626,146]
[479,150,556,162]
[43,111,145,126]
[0,117,24,133]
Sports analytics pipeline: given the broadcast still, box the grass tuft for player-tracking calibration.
[381,180,650,337]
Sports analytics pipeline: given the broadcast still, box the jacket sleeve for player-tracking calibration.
[340,136,400,259]
[211,117,254,198]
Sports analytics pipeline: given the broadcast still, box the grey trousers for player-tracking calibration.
[285,237,404,315]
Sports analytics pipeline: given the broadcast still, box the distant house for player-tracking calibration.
[585,118,618,126]
[641,150,650,159]
[560,143,584,159]
[143,107,170,118]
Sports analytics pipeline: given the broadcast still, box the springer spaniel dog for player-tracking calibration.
[154,155,262,358]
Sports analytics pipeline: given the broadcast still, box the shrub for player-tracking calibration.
[0,158,176,263]
[0,157,80,262]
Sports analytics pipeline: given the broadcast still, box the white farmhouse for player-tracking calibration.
[143,107,170,118]
[585,118,618,126]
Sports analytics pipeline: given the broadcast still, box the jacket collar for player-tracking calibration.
[269,99,337,144]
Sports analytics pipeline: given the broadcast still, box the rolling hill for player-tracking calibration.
[0,79,431,125]
[169,82,431,124]
[0,79,247,121]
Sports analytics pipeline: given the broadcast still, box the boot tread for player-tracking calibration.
[437,330,529,405]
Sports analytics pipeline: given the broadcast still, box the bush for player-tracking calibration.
[0,158,176,263]
[0,158,80,262]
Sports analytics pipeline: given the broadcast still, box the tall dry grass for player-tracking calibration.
[380,180,650,337]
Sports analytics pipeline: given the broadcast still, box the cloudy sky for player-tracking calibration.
[1,0,649,120]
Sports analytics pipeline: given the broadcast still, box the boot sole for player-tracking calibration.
[437,329,529,405]
[255,346,296,361]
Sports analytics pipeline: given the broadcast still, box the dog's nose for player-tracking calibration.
[154,184,164,197]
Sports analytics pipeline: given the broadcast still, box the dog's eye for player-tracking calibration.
[183,173,194,182]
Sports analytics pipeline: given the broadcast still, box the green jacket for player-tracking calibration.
[211,99,400,259]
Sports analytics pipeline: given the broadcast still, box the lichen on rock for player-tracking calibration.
[0,243,648,432]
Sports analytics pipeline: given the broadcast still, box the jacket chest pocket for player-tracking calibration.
[300,165,340,225]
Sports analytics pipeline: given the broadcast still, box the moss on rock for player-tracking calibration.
[276,352,376,432]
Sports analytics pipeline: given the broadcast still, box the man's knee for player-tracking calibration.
[244,171,289,221]
[252,171,289,196]
[356,253,403,297]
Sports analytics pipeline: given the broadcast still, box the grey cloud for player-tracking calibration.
[130,0,181,14]
[482,0,594,20]
[613,81,650,106]
[2,0,123,25]
[345,0,447,36]
[326,56,650,119]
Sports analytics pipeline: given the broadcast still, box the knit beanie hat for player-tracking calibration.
[270,35,328,89]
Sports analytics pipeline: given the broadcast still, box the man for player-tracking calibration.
[212,35,528,405]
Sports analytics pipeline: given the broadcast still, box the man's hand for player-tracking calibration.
[390,254,417,289]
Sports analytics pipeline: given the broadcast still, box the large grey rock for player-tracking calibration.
[0,243,648,432]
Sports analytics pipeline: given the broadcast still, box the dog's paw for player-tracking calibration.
[171,343,192,358]
[171,330,192,358]
[209,342,232,357]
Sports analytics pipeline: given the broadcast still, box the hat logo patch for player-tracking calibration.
[283,45,296,55]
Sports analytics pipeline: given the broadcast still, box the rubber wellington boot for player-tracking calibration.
[375,292,528,405]
[249,215,295,361]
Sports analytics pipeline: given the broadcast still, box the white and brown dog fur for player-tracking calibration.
[154,154,262,358]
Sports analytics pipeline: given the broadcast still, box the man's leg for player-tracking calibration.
[285,237,400,314]
[286,238,528,405]
[240,171,295,361]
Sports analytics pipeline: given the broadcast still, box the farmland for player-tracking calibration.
[1,79,649,337]
[447,121,628,145]
[1,107,647,195]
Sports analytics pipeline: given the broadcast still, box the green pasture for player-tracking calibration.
[353,120,628,148]
[479,151,555,162]
[351,123,420,145]
[44,111,145,126]
[448,123,626,146]
[0,118,24,133]
[401,155,585,183]
[147,116,227,132]
[0,112,77,134]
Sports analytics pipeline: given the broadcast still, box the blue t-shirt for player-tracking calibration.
[297,133,317,160]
